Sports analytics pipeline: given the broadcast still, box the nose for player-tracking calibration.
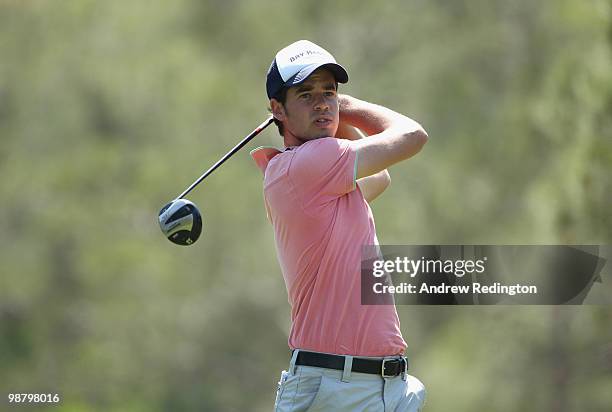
[313,93,329,111]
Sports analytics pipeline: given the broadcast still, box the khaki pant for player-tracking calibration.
[274,352,426,411]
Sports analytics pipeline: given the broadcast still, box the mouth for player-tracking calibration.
[313,116,334,128]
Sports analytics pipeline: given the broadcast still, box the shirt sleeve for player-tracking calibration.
[288,138,358,207]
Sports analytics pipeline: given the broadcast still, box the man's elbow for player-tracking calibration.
[400,127,428,158]
[410,126,429,150]
[417,127,429,147]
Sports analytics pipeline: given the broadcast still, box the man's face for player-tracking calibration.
[272,68,339,142]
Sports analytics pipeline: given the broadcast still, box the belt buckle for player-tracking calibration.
[381,358,397,378]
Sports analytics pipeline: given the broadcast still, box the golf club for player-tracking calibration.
[158,115,275,245]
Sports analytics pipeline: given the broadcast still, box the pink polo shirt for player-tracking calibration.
[251,137,406,356]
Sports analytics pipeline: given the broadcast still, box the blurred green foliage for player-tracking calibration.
[1,0,611,411]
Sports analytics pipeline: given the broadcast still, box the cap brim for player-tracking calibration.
[286,62,349,87]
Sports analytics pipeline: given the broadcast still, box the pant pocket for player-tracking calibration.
[396,375,426,412]
[287,369,322,411]
[275,369,324,412]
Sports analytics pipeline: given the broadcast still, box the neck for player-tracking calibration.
[283,132,308,148]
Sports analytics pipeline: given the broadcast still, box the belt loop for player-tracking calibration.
[289,349,300,375]
[341,355,353,383]
[402,356,408,381]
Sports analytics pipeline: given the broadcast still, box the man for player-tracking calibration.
[251,40,428,411]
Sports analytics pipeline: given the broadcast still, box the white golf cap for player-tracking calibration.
[266,40,349,99]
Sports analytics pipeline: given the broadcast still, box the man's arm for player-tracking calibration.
[335,123,390,202]
[339,95,428,179]
[357,170,390,203]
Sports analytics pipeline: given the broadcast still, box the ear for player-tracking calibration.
[270,99,286,122]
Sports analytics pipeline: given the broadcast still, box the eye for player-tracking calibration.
[300,93,311,99]
[325,91,336,97]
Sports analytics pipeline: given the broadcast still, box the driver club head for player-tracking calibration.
[158,199,202,246]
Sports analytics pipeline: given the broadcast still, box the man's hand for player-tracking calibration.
[357,170,390,203]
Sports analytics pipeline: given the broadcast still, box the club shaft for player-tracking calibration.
[176,115,275,200]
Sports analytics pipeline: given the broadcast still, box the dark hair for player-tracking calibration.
[269,86,288,136]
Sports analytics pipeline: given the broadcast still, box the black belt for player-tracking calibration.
[295,350,407,378]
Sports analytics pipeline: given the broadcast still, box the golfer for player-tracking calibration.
[251,40,428,411]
